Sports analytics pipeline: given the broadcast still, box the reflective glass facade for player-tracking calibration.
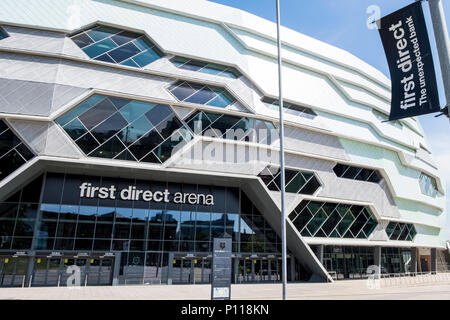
[171,56,241,79]
[381,247,412,273]
[386,222,417,241]
[0,173,282,255]
[70,25,163,68]
[0,119,35,181]
[289,200,378,238]
[56,95,192,164]
[419,172,438,197]
[333,164,382,183]
[168,81,238,109]
[184,110,277,145]
[262,97,316,119]
[258,165,320,195]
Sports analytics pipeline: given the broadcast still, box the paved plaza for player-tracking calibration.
[1,278,450,300]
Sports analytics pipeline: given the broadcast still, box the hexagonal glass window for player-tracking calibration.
[385,222,417,241]
[289,200,378,239]
[258,165,321,195]
[56,95,192,164]
[70,25,163,68]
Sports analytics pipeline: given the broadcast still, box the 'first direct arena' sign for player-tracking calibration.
[79,182,215,205]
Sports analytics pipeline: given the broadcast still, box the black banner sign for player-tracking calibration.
[378,1,440,121]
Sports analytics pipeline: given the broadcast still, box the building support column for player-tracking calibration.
[25,254,35,287]
[112,252,121,286]
[410,247,418,274]
[167,252,174,285]
[374,246,381,274]
[290,256,295,282]
[431,248,437,274]
[317,245,324,264]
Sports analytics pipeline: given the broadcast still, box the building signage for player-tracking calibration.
[79,182,214,205]
[377,1,440,121]
[211,235,232,300]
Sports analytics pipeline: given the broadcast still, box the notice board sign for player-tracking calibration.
[211,235,232,300]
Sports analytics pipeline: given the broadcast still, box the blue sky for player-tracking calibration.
[209,0,450,239]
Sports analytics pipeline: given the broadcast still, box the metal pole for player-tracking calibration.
[276,0,287,300]
[427,0,450,121]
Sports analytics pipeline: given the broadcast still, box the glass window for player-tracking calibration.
[333,164,382,184]
[57,96,188,164]
[170,56,241,79]
[261,97,316,119]
[71,25,163,68]
[0,27,9,40]
[0,121,35,181]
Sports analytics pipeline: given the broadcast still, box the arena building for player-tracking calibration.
[0,0,447,287]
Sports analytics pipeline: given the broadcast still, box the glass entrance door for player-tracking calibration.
[32,257,62,286]
[0,256,28,287]
[86,258,114,286]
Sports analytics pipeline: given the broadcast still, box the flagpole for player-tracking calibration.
[427,0,450,121]
[275,0,287,300]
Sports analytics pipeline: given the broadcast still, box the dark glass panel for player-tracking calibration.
[368,171,382,183]
[108,42,141,63]
[298,176,320,195]
[342,166,361,179]
[155,116,182,139]
[0,220,15,237]
[333,164,347,177]
[93,239,111,251]
[140,152,161,164]
[83,37,118,58]
[17,203,38,219]
[153,131,186,163]
[128,129,163,160]
[13,218,35,236]
[305,209,327,236]
[185,86,217,104]
[170,82,196,101]
[112,239,130,251]
[11,237,32,249]
[321,210,341,236]
[54,238,74,250]
[349,211,368,238]
[108,96,130,110]
[61,175,82,205]
[133,37,153,51]
[0,203,18,220]
[0,150,25,180]
[207,91,234,108]
[179,241,194,252]
[91,112,128,144]
[94,53,115,63]
[74,238,93,250]
[121,58,140,67]
[58,205,79,221]
[179,59,207,71]
[186,111,212,134]
[15,143,34,161]
[115,149,136,161]
[78,98,117,130]
[362,218,377,237]
[94,222,113,239]
[76,222,95,238]
[71,33,94,48]
[86,26,120,42]
[111,30,140,46]
[145,104,173,127]
[118,116,153,146]
[285,172,307,193]
[34,238,54,250]
[130,223,146,239]
[336,211,354,236]
[132,48,162,67]
[75,133,100,154]
[355,168,374,181]
[89,135,126,159]
[113,223,130,239]
[119,100,155,123]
